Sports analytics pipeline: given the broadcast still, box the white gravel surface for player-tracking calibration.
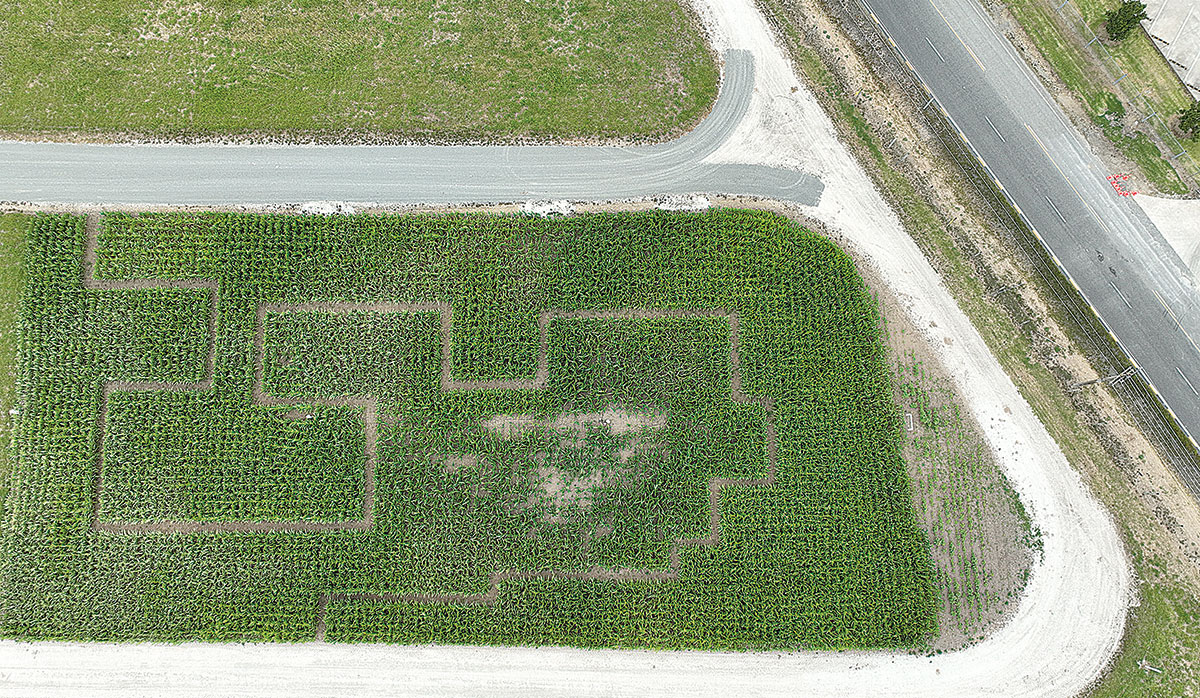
[1136,194,1200,277]
[0,0,1130,695]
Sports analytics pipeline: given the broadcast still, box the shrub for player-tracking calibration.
[1179,101,1200,140]
[1104,1,1148,42]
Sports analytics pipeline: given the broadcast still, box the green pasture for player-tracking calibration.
[0,0,717,142]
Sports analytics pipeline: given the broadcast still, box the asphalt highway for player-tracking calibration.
[0,52,821,207]
[865,0,1200,470]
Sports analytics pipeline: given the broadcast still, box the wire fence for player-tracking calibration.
[1053,0,1199,178]
[842,0,1200,495]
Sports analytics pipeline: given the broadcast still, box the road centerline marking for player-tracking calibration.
[1153,289,1200,356]
[1108,280,1132,309]
[1024,122,1109,232]
[1177,367,1198,395]
[929,0,987,71]
[984,115,1006,142]
[1044,195,1066,223]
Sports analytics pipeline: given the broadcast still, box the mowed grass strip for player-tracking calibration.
[2,210,936,649]
[0,0,717,142]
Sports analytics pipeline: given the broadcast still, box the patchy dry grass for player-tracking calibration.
[887,337,1035,650]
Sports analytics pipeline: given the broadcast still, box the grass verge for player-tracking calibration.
[0,0,717,144]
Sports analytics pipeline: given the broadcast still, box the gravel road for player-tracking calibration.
[0,51,821,208]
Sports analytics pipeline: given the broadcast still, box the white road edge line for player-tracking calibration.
[984,115,1006,142]
[0,0,1133,695]
[1177,367,1198,395]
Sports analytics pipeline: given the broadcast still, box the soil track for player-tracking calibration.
[82,215,777,634]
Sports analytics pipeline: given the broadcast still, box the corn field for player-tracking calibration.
[0,209,937,649]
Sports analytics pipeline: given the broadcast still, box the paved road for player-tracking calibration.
[0,52,820,207]
[865,0,1200,478]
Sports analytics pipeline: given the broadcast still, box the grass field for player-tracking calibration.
[0,209,937,648]
[0,0,717,143]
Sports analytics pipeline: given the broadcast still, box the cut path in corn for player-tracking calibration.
[83,210,780,619]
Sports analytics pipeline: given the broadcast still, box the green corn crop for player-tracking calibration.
[0,209,937,649]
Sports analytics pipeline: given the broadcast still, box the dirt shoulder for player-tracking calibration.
[717,196,1036,650]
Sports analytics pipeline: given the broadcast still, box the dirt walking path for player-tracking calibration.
[82,213,777,632]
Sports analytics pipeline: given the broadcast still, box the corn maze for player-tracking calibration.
[1,209,936,649]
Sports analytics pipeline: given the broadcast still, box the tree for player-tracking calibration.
[1180,102,1200,140]
[1104,1,1148,42]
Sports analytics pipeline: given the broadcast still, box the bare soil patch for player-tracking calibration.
[479,407,667,521]
[864,257,1035,650]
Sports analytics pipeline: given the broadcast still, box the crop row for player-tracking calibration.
[1,209,936,649]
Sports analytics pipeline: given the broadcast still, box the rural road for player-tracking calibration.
[0,0,1133,694]
[0,51,821,208]
[864,0,1200,486]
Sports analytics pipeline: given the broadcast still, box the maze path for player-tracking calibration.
[81,214,777,624]
[313,309,777,636]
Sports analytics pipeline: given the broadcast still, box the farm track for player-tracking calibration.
[83,215,778,631]
[0,51,824,208]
